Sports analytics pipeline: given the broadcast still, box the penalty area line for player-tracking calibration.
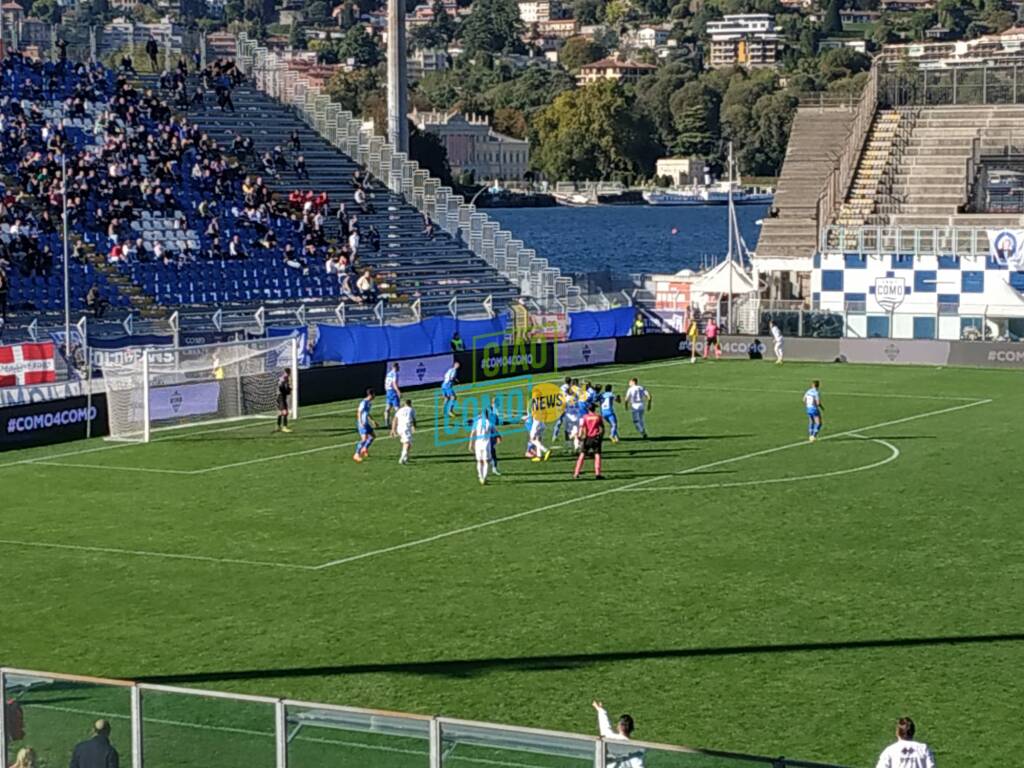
[615,435,900,493]
[312,398,991,570]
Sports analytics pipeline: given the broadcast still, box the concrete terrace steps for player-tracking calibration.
[181,82,522,311]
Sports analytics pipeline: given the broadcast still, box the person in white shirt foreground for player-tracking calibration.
[393,399,416,464]
[593,701,643,768]
[876,717,936,768]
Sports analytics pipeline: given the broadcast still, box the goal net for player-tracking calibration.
[97,335,300,443]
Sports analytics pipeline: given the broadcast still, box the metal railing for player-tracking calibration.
[880,61,1024,108]
[816,62,880,243]
[819,225,1021,256]
[0,667,853,768]
[234,33,587,315]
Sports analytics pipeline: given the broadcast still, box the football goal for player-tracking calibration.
[97,335,300,443]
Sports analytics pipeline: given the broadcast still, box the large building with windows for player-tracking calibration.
[411,110,531,181]
[706,14,780,69]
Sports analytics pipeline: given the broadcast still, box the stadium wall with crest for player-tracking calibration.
[812,248,1024,340]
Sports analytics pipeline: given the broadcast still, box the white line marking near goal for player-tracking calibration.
[615,435,900,493]
[0,538,317,571]
[28,460,195,475]
[313,399,990,569]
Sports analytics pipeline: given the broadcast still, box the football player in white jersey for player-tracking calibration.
[875,717,936,768]
[624,378,652,438]
[393,399,416,464]
[468,411,493,485]
[770,321,784,364]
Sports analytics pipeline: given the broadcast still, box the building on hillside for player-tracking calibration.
[411,109,531,181]
[621,25,670,50]
[879,0,935,9]
[535,18,578,38]
[19,17,50,48]
[819,38,868,53]
[706,13,780,69]
[840,8,880,24]
[278,2,305,26]
[109,0,139,10]
[576,56,656,85]
[655,157,702,186]
[517,0,562,23]
[408,48,449,81]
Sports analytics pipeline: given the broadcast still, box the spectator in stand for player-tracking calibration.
[70,719,119,768]
[228,234,247,259]
[876,718,935,768]
[120,54,136,76]
[145,36,159,70]
[289,129,302,152]
[294,155,308,180]
[366,224,380,252]
[348,226,360,259]
[450,331,464,352]
[356,268,378,303]
[353,186,367,211]
[423,214,435,240]
[85,284,108,318]
[0,267,7,319]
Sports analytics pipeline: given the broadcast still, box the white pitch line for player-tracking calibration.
[616,435,900,493]
[313,398,991,569]
[28,460,195,475]
[648,383,983,402]
[0,537,317,571]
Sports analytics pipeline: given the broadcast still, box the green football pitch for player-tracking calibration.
[1,358,1021,768]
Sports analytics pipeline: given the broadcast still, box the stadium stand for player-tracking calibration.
[0,51,523,336]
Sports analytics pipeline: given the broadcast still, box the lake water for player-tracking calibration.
[487,204,768,277]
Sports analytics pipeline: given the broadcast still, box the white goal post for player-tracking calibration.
[97,335,300,443]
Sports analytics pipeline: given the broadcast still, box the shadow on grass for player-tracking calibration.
[130,632,1024,683]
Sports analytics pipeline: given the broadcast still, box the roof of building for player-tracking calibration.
[580,56,656,70]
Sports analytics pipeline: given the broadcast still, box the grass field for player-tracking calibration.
[2,357,1022,768]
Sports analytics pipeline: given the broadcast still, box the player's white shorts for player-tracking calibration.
[474,442,490,461]
[399,429,413,445]
[529,422,545,440]
[774,340,784,353]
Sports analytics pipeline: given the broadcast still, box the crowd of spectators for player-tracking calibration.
[0,49,387,318]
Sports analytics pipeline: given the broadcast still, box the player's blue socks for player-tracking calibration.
[607,415,618,440]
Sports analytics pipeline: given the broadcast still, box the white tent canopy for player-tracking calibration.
[691,258,756,295]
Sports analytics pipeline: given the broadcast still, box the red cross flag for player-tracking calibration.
[0,342,57,387]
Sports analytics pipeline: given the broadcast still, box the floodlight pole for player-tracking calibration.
[62,144,71,358]
[727,141,734,335]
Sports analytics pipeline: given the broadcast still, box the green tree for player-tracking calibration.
[325,68,383,115]
[531,80,660,182]
[410,0,457,50]
[635,61,693,146]
[459,0,525,56]
[492,106,528,138]
[571,0,606,23]
[558,36,607,71]
[669,79,721,157]
[410,124,454,186]
[486,66,575,114]
[288,22,306,50]
[822,0,841,35]
[336,25,382,67]
[30,0,61,23]
[817,47,871,82]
